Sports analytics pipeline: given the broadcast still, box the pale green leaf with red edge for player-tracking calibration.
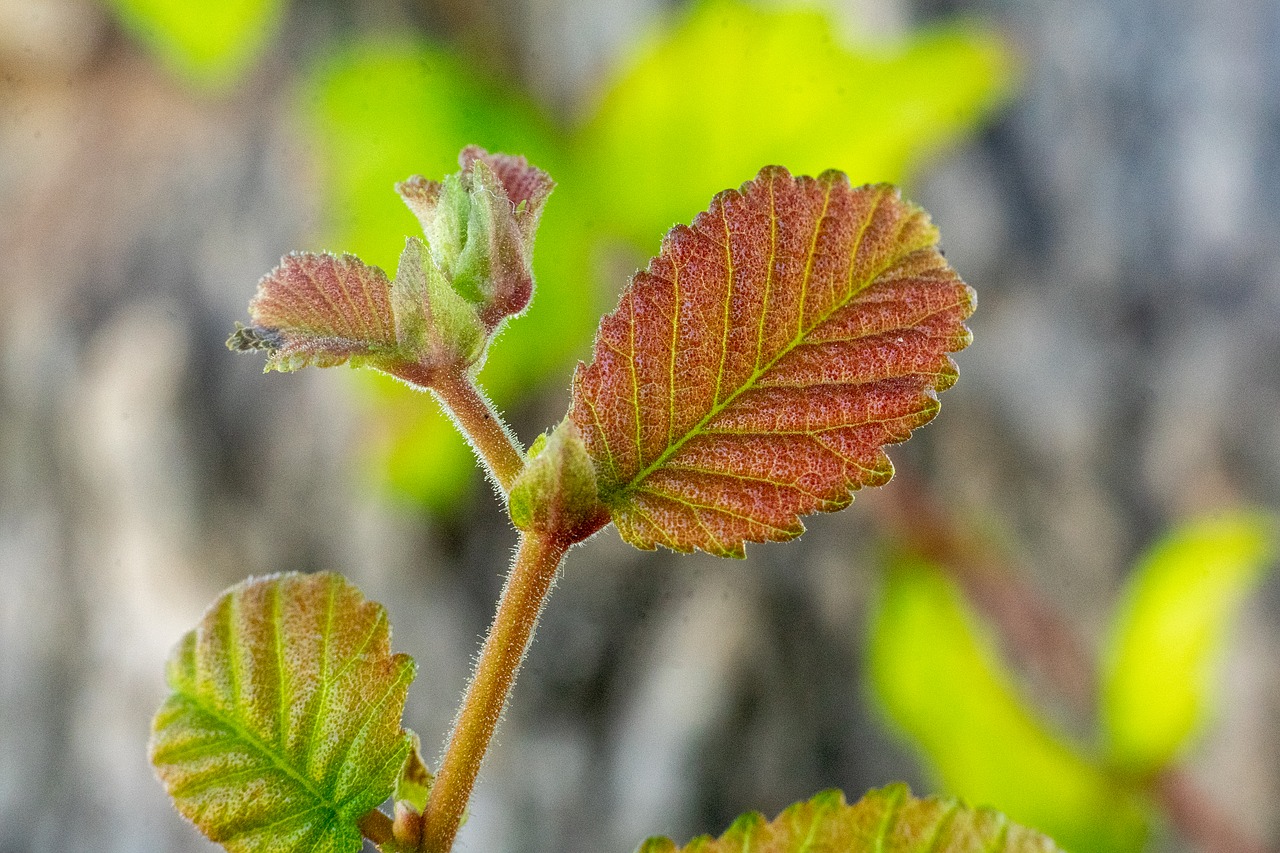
[570,167,973,557]
[149,573,416,853]
[636,785,1064,853]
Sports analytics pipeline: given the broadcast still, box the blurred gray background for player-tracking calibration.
[3,0,1280,851]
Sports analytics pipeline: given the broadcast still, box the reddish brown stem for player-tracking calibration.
[391,363,525,493]
[358,809,395,846]
[419,531,570,852]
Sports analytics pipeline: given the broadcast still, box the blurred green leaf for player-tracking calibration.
[394,731,433,813]
[576,0,1013,247]
[868,558,1147,853]
[1101,511,1277,776]
[637,784,1064,852]
[109,0,284,86]
[149,573,416,853]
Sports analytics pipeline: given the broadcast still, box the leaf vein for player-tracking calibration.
[610,184,907,503]
[322,658,412,790]
[305,576,339,770]
[273,580,287,751]
[635,487,797,536]
[713,198,735,408]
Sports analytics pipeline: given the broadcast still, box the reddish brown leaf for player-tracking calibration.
[232,252,399,372]
[570,167,973,557]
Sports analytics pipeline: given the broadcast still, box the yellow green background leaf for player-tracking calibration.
[1101,511,1278,775]
[576,0,1013,246]
[868,558,1148,853]
[108,0,284,86]
[636,784,1064,853]
[149,573,415,853]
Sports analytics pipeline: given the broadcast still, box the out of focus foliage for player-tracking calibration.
[107,0,284,86]
[869,559,1148,852]
[106,0,1011,512]
[869,511,1277,852]
[1102,513,1277,776]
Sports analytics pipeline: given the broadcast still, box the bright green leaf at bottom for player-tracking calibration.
[637,784,1064,852]
[868,559,1147,853]
[149,572,416,853]
[1102,511,1277,776]
[109,0,284,86]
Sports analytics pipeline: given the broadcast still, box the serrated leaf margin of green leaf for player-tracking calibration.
[149,572,416,853]
[635,784,1064,852]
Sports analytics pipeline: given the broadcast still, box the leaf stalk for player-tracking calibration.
[392,363,526,493]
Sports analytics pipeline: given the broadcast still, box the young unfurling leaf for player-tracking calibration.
[570,167,973,557]
[636,785,1063,853]
[397,146,553,331]
[149,573,416,853]
[227,252,400,372]
[229,147,552,379]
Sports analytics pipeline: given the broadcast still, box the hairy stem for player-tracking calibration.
[394,363,525,493]
[358,809,395,846]
[420,530,569,852]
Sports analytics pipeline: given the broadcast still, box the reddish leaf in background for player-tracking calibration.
[570,167,974,557]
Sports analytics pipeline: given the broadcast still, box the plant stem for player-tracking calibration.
[419,530,569,853]
[394,363,525,493]
[358,809,395,846]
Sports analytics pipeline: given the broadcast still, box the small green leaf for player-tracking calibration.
[109,0,284,86]
[636,784,1064,852]
[394,731,433,813]
[392,236,485,369]
[149,573,416,853]
[509,420,605,540]
[1102,511,1277,775]
[868,559,1148,853]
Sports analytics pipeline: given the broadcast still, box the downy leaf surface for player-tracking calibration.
[229,252,400,373]
[570,167,973,557]
[149,573,416,853]
[1102,511,1277,775]
[636,785,1064,853]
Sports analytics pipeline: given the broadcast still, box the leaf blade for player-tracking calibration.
[230,252,400,373]
[1101,511,1278,775]
[636,785,1064,853]
[868,558,1149,853]
[150,573,416,853]
[571,168,973,556]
